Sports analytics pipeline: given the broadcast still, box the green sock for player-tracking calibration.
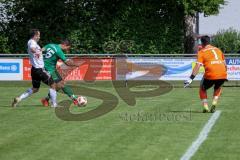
[62,85,77,100]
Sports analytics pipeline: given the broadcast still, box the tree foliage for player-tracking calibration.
[212,28,240,53]
[179,0,225,16]
[0,0,226,54]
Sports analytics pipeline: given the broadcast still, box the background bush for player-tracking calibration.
[212,28,240,53]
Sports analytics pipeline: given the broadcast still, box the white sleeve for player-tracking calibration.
[29,40,37,49]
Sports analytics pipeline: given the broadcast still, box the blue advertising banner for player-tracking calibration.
[0,59,23,80]
[0,63,20,73]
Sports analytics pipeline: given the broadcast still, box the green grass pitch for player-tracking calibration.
[0,81,239,160]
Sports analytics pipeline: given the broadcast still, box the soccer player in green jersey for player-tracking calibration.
[41,39,81,106]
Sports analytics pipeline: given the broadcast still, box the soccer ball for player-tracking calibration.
[77,96,87,107]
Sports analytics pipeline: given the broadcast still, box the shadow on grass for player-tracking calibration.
[169,110,210,114]
[0,104,45,108]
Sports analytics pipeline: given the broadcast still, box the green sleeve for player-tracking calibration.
[56,48,67,62]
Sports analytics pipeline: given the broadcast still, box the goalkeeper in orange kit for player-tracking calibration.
[184,35,228,113]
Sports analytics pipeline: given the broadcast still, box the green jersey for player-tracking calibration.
[43,44,67,72]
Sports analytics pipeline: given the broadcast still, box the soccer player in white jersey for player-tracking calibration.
[12,29,58,107]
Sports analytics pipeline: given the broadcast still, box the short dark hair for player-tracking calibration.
[61,39,71,46]
[201,35,210,46]
[29,29,39,38]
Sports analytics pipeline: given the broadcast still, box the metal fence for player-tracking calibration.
[0,53,239,58]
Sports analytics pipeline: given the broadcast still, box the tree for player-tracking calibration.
[212,28,240,53]
[180,0,225,16]
[178,0,226,53]
[0,0,226,54]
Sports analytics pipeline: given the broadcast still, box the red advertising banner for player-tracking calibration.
[23,58,32,80]
[23,58,116,81]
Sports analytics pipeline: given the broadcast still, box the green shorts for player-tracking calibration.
[49,70,63,83]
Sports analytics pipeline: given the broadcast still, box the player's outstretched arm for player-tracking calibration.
[184,63,201,88]
[64,59,80,67]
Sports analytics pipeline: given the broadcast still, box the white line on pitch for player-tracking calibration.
[180,110,221,160]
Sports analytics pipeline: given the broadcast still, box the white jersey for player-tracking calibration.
[27,39,44,68]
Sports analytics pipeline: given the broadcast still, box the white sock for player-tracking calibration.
[213,96,219,100]
[19,88,33,100]
[201,99,208,108]
[49,88,57,106]
[212,96,219,105]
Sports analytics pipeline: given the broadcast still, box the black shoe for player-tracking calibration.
[203,109,209,113]
[210,105,216,113]
[202,106,210,113]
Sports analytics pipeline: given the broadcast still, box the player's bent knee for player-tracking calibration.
[50,83,56,90]
[61,81,65,87]
[32,88,39,93]
[56,81,65,89]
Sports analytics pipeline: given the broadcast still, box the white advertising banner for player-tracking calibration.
[157,58,203,80]
[116,57,240,81]
[0,59,23,80]
[226,58,240,80]
[117,57,203,80]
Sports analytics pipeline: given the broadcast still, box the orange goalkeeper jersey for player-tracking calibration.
[197,45,227,80]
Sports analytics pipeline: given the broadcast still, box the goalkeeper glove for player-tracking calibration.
[184,75,195,88]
